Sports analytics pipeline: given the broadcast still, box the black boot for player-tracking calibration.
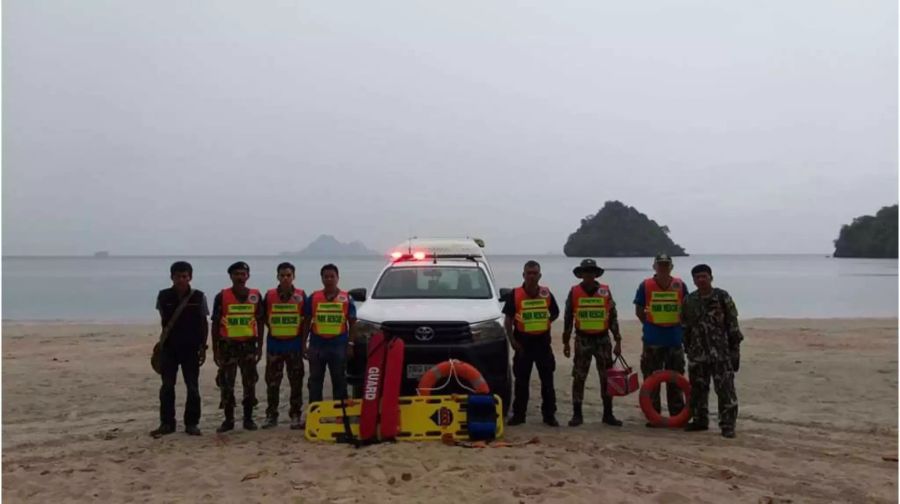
[507,415,526,426]
[685,420,709,432]
[721,426,736,438]
[150,423,176,438]
[243,405,258,431]
[601,397,622,427]
[568,403,583,427]
[217,408,235,433]
[261,414,278,429]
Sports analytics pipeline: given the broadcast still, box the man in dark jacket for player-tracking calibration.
[152,261,209,437]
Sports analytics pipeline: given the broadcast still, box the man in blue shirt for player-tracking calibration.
[305,264,357,403]
[634,254,690,425]
[262,262,309,430]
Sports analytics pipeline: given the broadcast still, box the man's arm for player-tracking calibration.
[346,299,357,357]
[504,314,520,349]
[261,291,270,340]
[346,298,357,334]
[548,293,560,323]
[255,294,266,359]
[722,291,743,354]
[196,292,210,364]
[156,291,166,329]
[200,292,210,348]
[634,305,646,324]
[634,283,647,323]
[501,292,522,351]
[300,318,311,356]
[681,295,694,350]
[608,298,621,342]
[300,295,312,356]
[211,292,223,360]
[562,289,574,340]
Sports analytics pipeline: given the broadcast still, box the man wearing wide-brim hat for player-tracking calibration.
[562,259,624,427]
[633,254,690,425]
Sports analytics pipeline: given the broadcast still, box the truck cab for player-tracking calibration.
[348,238,511,414]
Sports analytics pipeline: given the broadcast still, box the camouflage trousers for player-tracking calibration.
[688,360,738,428]
[215,340,259,411]
[265,351,305,419]
[571,333,613,403]
[640,345,686,416]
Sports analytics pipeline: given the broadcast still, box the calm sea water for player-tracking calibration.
[2,255,897,321]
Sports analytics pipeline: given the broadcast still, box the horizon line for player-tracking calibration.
[2,252,842,259]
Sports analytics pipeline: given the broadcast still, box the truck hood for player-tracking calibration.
[356,298,502,324]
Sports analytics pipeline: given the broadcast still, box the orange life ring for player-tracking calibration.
[417,359,490,396]
[639,370,692,428]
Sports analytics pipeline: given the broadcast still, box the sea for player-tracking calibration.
[1,254,897,322]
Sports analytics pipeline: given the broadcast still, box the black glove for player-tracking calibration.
[731,355,740,373]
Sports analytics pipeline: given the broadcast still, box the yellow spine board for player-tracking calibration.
[304,395,504,442]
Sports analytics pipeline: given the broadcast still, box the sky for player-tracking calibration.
[3,0,897,256]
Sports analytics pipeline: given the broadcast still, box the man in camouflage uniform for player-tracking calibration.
[212,261,265,433]
[563,259,623,427]
[682,264,742,438]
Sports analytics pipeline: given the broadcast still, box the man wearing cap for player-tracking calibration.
[682,264,743,438]
[261,262,309,430]
[562,259,623,427]
[212,261,265,432]
[503,260,561,426]
[633,254,690,424]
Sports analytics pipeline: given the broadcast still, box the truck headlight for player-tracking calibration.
[352,319,382,344]
[470,317,506,342]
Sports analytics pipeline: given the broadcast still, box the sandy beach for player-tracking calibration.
[2,318,897,503]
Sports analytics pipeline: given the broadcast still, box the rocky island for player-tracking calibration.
[833,205,898,258]
[282,234,378,257]
[563,201,687,257]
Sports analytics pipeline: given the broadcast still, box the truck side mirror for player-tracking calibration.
[349,288,367,302]
[498,288,511,301]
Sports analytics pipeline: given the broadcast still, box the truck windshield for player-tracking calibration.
[372,266,493,299]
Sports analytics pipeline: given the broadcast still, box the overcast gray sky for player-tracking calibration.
[3,0,897,255]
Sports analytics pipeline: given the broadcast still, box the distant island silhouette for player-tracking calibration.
[563,201,687,257]
[833,205,898,258]
[281,235,378,257]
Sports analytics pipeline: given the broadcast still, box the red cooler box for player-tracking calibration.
[607,355,640,396]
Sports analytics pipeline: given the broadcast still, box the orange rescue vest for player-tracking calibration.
[310,290,350,338]
[513,286,552,335]
[571,282,612,334]
[266,287,305,339]
[643,277,684,327]
[220,288,261,341]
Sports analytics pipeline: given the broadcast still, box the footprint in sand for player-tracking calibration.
[654,491,692,503]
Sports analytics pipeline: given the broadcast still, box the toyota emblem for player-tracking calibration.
[414,326,435,342]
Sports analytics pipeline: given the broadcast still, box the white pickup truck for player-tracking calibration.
[347,238,512,414]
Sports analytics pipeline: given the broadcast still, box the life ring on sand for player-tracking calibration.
[639,370,692,428]
[417,359,490,396]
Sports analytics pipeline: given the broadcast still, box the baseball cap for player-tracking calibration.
[653,254,673,264]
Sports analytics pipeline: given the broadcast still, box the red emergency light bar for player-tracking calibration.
[389,250,429,262]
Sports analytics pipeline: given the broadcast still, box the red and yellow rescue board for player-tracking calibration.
[304,394,504,442]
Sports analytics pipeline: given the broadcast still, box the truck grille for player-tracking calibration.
[381,321,471,344]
